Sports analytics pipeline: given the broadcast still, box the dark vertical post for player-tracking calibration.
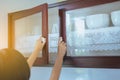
[59,9,66,42]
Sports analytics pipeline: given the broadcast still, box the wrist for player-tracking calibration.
[34,45,43,53]
[56,56,64,63]
[57,53,64,59]
[34,48,42,54]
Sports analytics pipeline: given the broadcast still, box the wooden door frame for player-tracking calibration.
[8,3,48,66]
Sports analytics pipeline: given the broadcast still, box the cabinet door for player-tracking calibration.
[8,3,48,66]
[59,0,120,68]
[66,2,120,57]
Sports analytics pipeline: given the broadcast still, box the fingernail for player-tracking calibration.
[42,37,46,43]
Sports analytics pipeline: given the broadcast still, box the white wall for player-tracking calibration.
[0,0,31,49]
[31,67,120,80]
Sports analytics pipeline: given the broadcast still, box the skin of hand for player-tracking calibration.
[27,36,46,68]
[57,37,67,58]
[50,37,67,80]
[34,37,46,52]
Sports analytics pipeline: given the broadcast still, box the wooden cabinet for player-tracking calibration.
[8,0,120,68]
[50,0,120,68]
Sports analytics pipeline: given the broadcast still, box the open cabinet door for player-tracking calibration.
[8,3,48,66]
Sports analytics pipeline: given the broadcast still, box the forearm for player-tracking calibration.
[27,37,46,68]
[27,49,41,68]
[50,54,64,80]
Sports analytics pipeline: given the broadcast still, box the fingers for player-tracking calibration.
[58,37,67,57]
[61,41,65,45]
[39,36,46,44]
[58,37,66,49]
[41,37,46,43]
[58,37,62,44]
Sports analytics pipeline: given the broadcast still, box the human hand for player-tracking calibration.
[34,36,46,52]
[58,37,67,58]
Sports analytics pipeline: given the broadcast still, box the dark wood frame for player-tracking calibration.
[50,0,120,68]
[8,3,48,66]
